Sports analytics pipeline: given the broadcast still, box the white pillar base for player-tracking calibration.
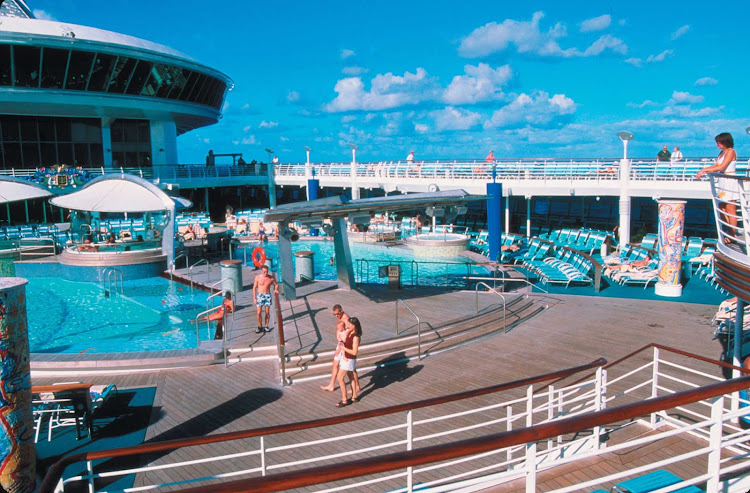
[655,282,682,297]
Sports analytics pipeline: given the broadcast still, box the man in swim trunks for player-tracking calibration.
[320,304,350,392]
[253,265,279,333]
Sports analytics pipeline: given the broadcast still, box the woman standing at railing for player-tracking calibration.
[335,317,362,407]
[697,132,738,242]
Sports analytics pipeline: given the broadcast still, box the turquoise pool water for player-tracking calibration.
[257,240,488,287]
[27,277,211,353]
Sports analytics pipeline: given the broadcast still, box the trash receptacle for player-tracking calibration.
[219,259,243,295]
[294,250,314,283]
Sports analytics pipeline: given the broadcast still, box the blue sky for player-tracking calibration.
[29,0,750,163]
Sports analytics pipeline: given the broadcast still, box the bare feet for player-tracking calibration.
[320,385,335,392]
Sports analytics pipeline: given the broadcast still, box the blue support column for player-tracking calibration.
[486,182,503,262]
[307,178,320,236]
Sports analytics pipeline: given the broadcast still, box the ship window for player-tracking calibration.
[125,60,152,95]
[166,68,190,99]
[13,45,41,87]
[0,45,12,86]
[177,71,198,101]
[108,57,137,93]
[40,47,69,89]
[87,53,117,92]
[65,50,95,90]
[185,73,207,103]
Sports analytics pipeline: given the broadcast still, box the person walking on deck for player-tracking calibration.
[253,265,279,333]
[321,304,350,392]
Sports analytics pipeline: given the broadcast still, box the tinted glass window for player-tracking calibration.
[184,73,206,102]
[0,45,12,86]
[20,117,37,141]
[140,64,162,96]
[125,60,152,95]
[166,69,190,99]
[108,57,136,93]
[210,81,227,109]
[40,47,69,89]
[176,70,198,101]
[65,50,95,90]
[196,77,216,105]
[37,118,55,141]
[87,53,117,92]
[14,45,41,87]
[155,64,181,98]
[1,118,19,142]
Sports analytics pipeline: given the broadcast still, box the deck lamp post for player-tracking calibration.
[349,144,360,199]
[304,146,312,178]
[265,148,276,208]
[616,131,634,246]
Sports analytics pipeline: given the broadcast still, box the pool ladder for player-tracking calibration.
[102,267,123,298]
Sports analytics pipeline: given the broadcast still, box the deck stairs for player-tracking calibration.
[273,295,548,383]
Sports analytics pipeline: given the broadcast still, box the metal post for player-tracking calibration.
[505,195,510,234]
[706,396,724,492]
[731,299,745,417]
[260,436,267,476]
[594,367,603,450]
[547,385,555,452]
[650,346,660,427]
[506,405,514,469]
[525,384,536,493]
[24,200,29,223]
[406,410,413,493]
[526,197,531,238]
[487,182,503,261]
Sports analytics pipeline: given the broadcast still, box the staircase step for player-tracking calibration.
[284,297,548,383]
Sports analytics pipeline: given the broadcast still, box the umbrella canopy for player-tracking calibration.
[0,177,53,204]
[49,174,177,213]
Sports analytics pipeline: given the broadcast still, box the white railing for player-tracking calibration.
[709,173,750,263]
[46,346,750,493]
[275,159,749,184]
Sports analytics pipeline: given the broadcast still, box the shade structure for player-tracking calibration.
[0,177,53,204]
[49,174,179,213]
[172,196,193,210]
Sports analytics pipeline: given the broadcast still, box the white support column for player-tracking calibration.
[706,396,725,492]
[150,121,178,165]
[525,385,536,493]
[101,118,113,168]
[650,347,660,427]
[618,158,632,246]
[526,197,531,238]
[332,217,355,290]
[505,196,510,233]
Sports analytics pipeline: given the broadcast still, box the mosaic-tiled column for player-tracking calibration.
[655,200,686,297]
[0,278,35,492]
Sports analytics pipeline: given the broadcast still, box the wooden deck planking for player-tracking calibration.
[32,285,734,491]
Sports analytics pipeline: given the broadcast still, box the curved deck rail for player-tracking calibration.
[38,358,606,493]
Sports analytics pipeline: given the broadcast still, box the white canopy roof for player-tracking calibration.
[0,177,52,204]
[49,175,177,213]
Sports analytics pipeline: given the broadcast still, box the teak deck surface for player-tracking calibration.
[32,274,727,491]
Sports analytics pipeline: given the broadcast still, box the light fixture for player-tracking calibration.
[746,126,750,135]
[616,131,634,160]
[281,228,300,242]
[596,196,600,201]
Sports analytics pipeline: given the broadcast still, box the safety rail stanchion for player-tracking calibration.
[169,252,189,281]
[406,410,414,493]
[194,305,222,348]
[274,291,287,386]
[188,258,210,290]
[650,346,660,426]
[395,299,422,360]
[524,384,537,491]
[474,282,506,332]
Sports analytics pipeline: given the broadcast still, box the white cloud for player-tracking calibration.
[484,91,576,128]
[458,12,626,58]
[646,50,673,63]
[286,91,300,103]
[627,100,657,108]
[32,9,56,20]
[324,68,439,112]
[579,14,611,32]
[340,49,356,59]
[242,125,252,132]
[342,66,369,76]
[670,25,690,40]
[669,91,703,104]
[232,135,257,145]
[341,115,357,123]
[414,123,430,134]
[657,105,723,118]
[625,57,642,67]
[695,77,718,86]
[582,34,627,56]
[280,136,290,142]
[241,103,252,110]
[430,106,482,131]
[442,63,513,105]
[258,120,279,128]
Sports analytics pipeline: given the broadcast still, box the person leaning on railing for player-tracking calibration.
[696,132,738,243]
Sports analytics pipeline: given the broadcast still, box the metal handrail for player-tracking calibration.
[274,291,287,386]
[188,258,210,290]
[194,304,224,349]
[169,252,189,281]
[102,267,123,298]
[18,237,56,258]
[474,282,507,333]
[395,299,422,360]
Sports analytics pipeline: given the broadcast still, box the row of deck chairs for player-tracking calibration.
[539,228,615,255]
[32,383,117,442]
[176,212,212,230]
[641,233,716,258]
[470,231,526,262]
[602,244,659,288]
[520,246,594,287]
[0,224,72,250]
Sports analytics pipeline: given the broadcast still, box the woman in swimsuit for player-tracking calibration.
[335,317,362,407]
[697,133,738,242]
[200,292,234,340]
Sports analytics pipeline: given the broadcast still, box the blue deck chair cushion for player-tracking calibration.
[615,469,703,492]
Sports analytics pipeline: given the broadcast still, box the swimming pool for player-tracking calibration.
[27,276,212,353]
[257,240,489,287]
